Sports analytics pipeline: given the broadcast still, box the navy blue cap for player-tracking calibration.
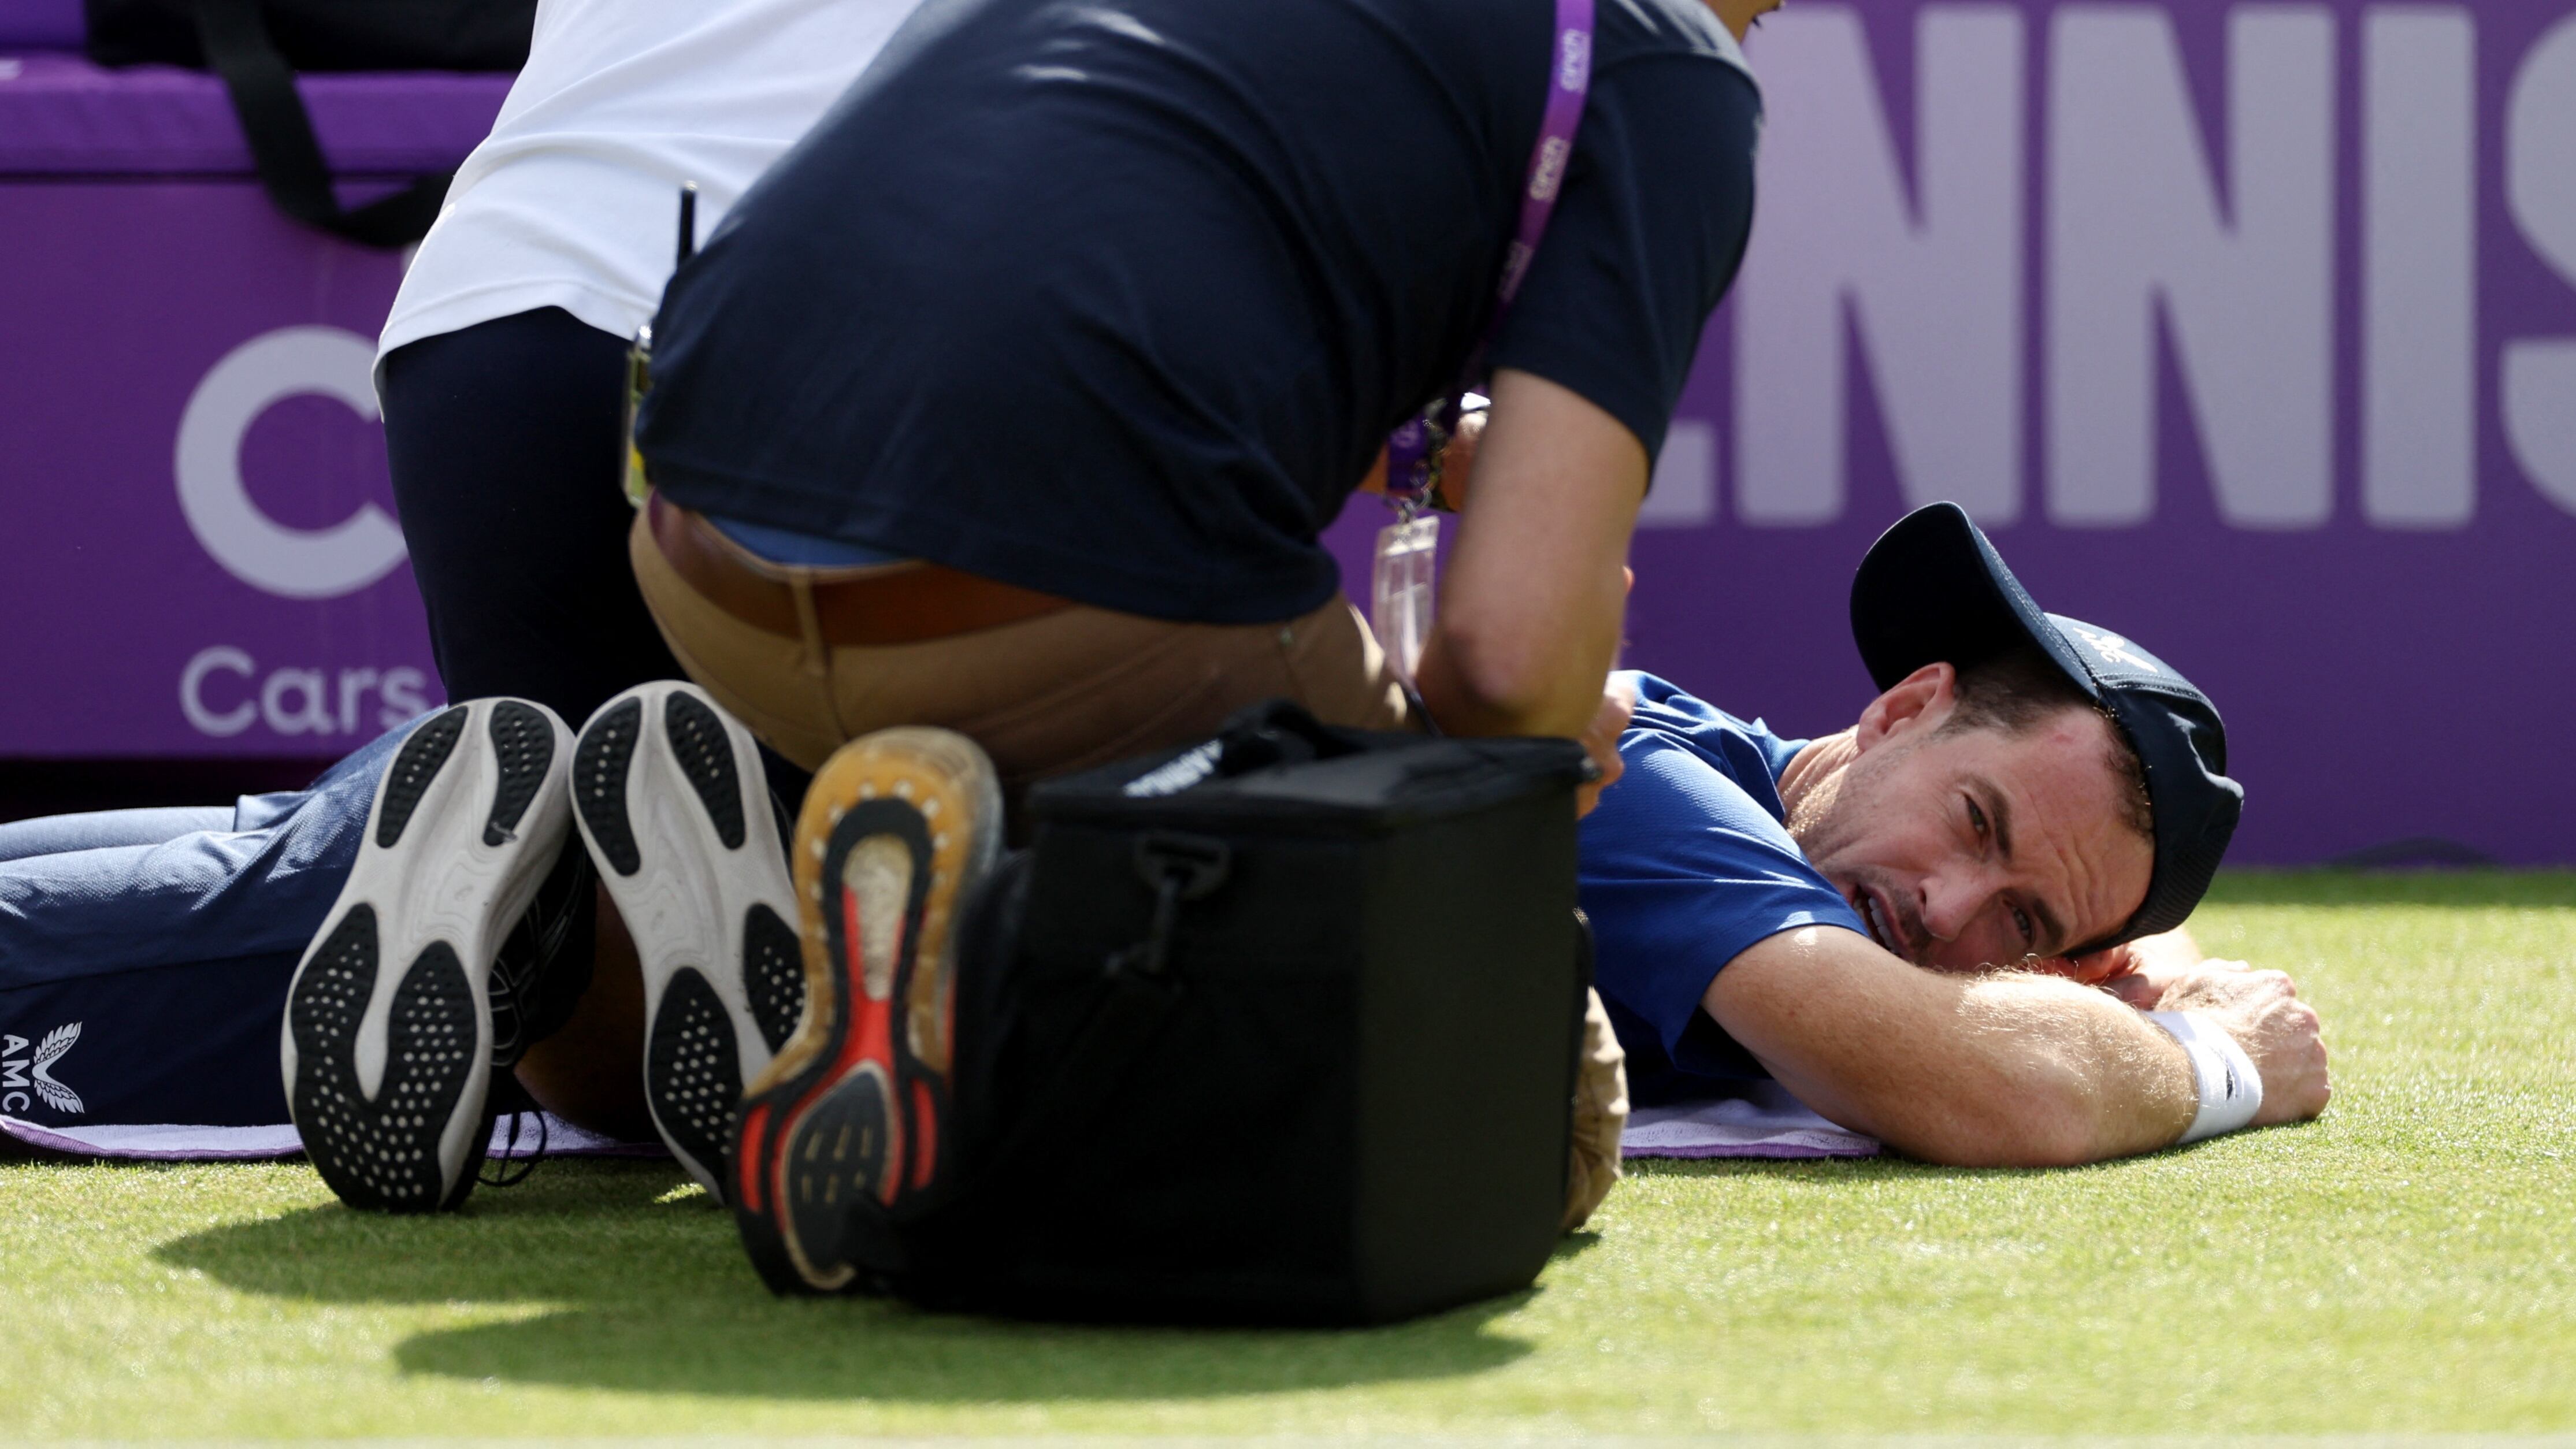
[1849,503,2243,952]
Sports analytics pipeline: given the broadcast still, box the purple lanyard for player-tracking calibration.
[1384,0,1596,514]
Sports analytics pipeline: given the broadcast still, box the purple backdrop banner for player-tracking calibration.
[1339,0,2576,866]
[0,182,443,753]
[0,55,507,767]
[7,2,2576,865]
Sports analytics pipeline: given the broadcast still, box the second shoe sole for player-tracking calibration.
[573,682,804,1202]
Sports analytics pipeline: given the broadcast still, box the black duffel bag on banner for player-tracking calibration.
[841,700,1594,1325]
[84,0,536,247]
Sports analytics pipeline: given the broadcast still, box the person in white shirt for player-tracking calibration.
[376,0,920,732]
[363,0,919,1149]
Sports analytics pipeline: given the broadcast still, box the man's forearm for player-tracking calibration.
[1412,368,1642,740]
[1706,927,2199,1166]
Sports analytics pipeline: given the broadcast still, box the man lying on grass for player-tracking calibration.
[1575,503,2330,1187]
[0,501,2323,1215]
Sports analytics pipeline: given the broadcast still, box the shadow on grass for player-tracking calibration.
[2206,868,2576,909]
[155,1160,1536,1402]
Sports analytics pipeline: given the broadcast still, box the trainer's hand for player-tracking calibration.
[2098,966,2166,1010]
[2157,962,2331,1126]
[1352,413,1487,511]
[2061,927,2209,1002]
[1433,409,1486,511]
[1573,675,1635,818]
[2095,950,2235,1008]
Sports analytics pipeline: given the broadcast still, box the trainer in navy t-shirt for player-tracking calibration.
[640,0,1761,624]
[1579,673,1869,1105]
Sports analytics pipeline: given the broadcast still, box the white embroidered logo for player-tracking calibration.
[2069,626,2159,674]
[2,1023,84,1116]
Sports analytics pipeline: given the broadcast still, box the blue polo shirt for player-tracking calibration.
[1578,673,1868,1105]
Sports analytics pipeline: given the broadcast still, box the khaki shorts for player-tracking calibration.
[629,508,1413,786]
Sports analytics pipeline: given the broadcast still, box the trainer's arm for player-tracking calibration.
[1709,927,2200,1167]
[1413,367,1643,742]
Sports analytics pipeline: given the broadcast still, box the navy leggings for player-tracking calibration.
[380,306,684,729]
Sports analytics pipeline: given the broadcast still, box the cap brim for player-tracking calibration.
[1850,502,2099,700]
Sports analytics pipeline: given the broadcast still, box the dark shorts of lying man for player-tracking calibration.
[1569,502,2328,1211]
[0,505,2329,1261]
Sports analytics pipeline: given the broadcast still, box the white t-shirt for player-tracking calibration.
[377,0,916,369]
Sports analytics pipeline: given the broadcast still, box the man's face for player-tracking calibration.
[1787,665,2153,974]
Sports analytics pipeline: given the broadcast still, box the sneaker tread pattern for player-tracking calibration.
[290,911,481,1213]
[376,707,467,849]
[574,699,643,876]
[646,968,743,1192]
[665,692,747,850]
[743,904,806,1056]
[483,701,558,848]
[782,1069,894,1276]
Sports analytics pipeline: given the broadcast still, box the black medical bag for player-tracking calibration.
[849,701,1593,1324]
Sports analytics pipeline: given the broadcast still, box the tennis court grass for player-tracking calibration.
[4,871,2571,1440]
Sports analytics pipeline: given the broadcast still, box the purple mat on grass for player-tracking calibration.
[1,1113,669,1162]
[0,51,513,176]
[6,1095,1877,1163]
[1621,1083,1881,1161]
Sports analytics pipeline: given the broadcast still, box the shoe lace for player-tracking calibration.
[488,842,597,1070]
[478,1108,551,1188]
[481,841,589,1191]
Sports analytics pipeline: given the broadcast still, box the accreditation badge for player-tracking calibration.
[1369,512,1439,685]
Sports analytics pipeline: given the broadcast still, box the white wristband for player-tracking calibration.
[2146,1010,2263,1143]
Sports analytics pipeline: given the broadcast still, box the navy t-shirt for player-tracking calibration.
[640,0,1761,623]
[1578,673,1868,1105]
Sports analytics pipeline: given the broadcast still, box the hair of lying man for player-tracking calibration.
[1937,645,2155,844]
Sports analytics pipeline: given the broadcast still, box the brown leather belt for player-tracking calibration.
[647,494,1072,647]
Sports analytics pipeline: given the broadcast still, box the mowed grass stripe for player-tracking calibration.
[2,871,2568,1439]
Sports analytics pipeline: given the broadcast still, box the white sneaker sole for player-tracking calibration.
[571,682,803,1202]
[280,698,574,1213]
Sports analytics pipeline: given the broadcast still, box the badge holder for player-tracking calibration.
[622,182,697,509]
[1370,410,1450,683]
[1371,507,1439,684]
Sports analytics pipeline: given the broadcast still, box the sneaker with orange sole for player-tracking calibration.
[730,726,1002,1294]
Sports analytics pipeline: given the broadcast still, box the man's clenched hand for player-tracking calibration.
[2156,963,2331,1127]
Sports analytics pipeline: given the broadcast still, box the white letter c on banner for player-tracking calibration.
[179,646,258,737]
[175,328,408,600]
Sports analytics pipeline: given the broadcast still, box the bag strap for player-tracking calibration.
[1211,698,1362,775]
[191,0,452,248]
